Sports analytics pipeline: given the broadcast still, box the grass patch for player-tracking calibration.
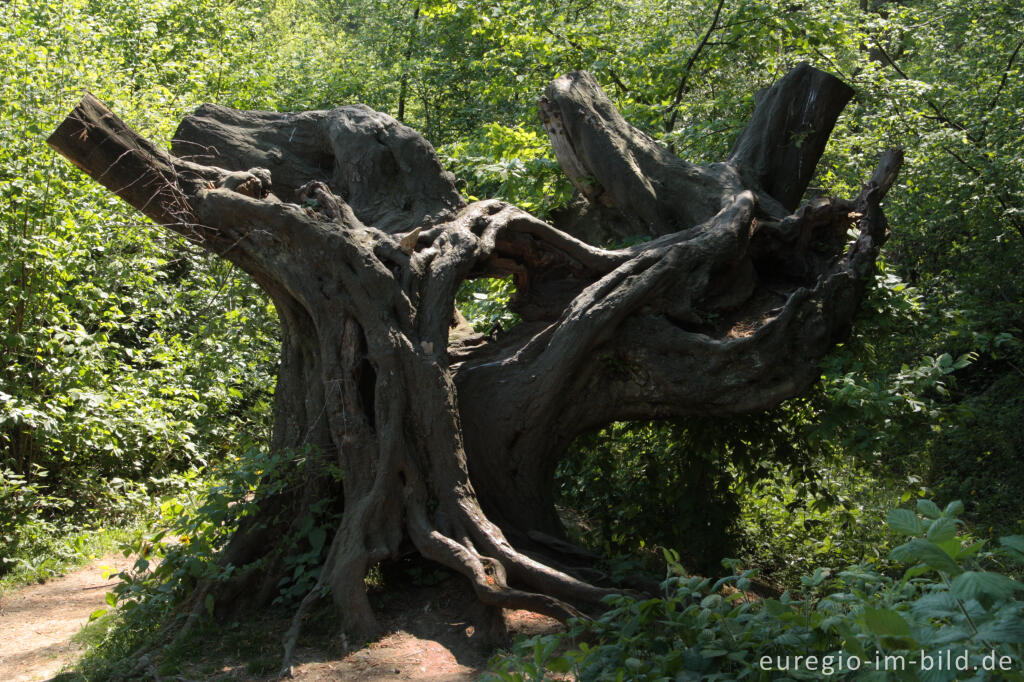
[71,610,118,649]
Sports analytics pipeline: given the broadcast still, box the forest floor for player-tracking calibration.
[0,555,564,680]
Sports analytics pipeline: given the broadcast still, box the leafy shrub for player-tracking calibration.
[557,421,740,575]
[930,373,1024,538]
[0,468,68,578]
[103,450,294,613]
[457,276,521,333]
[0,0,279,502]
[0,467,146,587]
[486,500,1024,681]
[733,463,913,589]
[441,123,574,218]
[75,446,341,677]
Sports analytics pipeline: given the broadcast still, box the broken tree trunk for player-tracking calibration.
[47,62,901,674]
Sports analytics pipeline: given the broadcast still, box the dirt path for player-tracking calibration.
[0,554,133,681]
[0,555,563,681]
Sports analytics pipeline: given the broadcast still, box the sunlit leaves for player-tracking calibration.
[1,0,278,495]
[441,123,572,216]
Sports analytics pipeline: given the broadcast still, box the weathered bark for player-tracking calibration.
[541,62,853,242]
[48,63,901,674]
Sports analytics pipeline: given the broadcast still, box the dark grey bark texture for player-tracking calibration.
[48,62,901,674]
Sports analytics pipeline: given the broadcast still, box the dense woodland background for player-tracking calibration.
[2,0,1023,677]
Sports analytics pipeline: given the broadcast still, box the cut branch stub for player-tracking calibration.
[729,62,855,212]
[45,93,271,259]
[540,64,855,244]
[540,71,743,238]
[47,93,204,226]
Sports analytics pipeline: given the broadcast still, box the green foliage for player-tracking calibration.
[0,467,144,589]
[0,467,83,583]
[809,263,977,465]
[0,0,279,554]
[456,276,521,333]
[107,448,313,614]
[733,463,912,589]
[929,373,1024,537]
[557,410,924,587]
[75,447,341,677]
[556,368,945,582]
[557,421,740,575]
[441,123,573,217]
[487,501,1024,681]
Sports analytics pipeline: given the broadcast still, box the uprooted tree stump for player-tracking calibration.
[48,62,901,675]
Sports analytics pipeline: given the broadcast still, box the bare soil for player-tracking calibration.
[179,573,565,681]
[0,554,133,681]
[0,556,564,680]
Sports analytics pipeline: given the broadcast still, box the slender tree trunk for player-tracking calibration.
[397,5,420,123]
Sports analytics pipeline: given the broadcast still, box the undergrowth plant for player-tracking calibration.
[0,467,150,589]
[486,500,1024,681]
[74,447,341,679]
